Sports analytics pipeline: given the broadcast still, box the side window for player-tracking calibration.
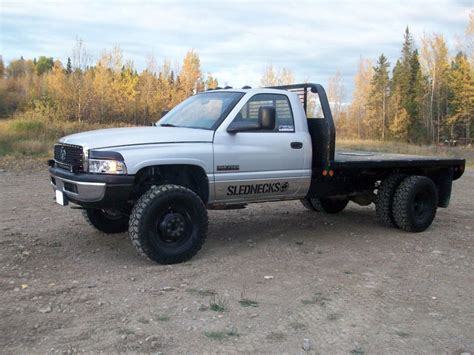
[306,92,325,119]
[235,94,295,132]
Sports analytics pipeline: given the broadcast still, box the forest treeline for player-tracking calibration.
[0,10,473,144]
[0,41,218,125]
[337,24,474,144]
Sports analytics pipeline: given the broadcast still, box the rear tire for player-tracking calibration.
[83,209,129,234]
[375,174,407,227]
[129,184,208,264]
[392,176,438,232]
[301,197,348,214]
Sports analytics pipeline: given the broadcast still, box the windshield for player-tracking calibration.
[158,91,244,130]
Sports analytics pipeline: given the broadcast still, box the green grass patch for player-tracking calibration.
[238,298,259,307]
[209,295,227,312]
[204,327,239,340]
[186,288,217,297]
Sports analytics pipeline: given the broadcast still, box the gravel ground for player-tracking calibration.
[0,170,473,354]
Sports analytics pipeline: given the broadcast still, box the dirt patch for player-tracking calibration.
[0,170,473,353]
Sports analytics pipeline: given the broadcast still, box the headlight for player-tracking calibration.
[88,159,127,174]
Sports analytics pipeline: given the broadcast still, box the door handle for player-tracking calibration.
[291,142,303,149]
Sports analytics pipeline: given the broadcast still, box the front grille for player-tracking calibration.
[54,143,84,172]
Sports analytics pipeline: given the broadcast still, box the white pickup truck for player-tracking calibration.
[49,83,465,264]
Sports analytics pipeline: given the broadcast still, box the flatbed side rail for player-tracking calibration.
[266,83,336,166]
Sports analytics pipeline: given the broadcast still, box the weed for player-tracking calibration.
[209,294,227,312]
[155,315,170,322]
[186,288,217,297]
[350,346,365,355]
[204,326,239,340]
[239,298,259,307]
[239,285,259,307]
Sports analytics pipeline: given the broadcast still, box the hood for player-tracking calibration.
[59,126,214,150]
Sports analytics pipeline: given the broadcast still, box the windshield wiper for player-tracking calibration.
[160,123,178,127]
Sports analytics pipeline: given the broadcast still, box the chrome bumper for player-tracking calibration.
[51,175,106,202]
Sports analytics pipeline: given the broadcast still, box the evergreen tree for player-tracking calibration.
[389,27,426,142]
[66,57,72,74]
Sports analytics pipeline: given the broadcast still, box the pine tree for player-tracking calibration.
[66,57,72,74]
[389,27,426,142]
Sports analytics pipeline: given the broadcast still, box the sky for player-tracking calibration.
[1,0,472,97]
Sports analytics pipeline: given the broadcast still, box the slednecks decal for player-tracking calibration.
[227,182,289,196]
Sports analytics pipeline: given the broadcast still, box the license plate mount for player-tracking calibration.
[55,190,68,206]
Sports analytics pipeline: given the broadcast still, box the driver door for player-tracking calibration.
[213,93,308,203]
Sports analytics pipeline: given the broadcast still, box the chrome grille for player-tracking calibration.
[54,143,84,171]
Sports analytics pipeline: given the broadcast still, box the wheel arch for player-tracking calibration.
[133,164,210,204]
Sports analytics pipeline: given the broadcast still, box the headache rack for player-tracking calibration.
[267,83,336,168]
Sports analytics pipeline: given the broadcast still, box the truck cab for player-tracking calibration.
[49,83,465,264]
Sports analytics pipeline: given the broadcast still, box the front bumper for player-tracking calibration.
[49,167,135,208]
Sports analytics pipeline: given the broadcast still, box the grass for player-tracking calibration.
[0,114,125,164]
[209,294,227,312]
[204,327,239,340]
[155,315,170,322]
[239,286,259,307]
[239,298,259,307]
[186,288,217,297]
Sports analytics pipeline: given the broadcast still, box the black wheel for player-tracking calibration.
[375,174,407,228]
[301,197,348,214]
[392,176,438,232]
[129,184,208,264]
[83,208,129,234]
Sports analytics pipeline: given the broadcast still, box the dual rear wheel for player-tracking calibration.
[376,175,438,232]
[301,174,438,233]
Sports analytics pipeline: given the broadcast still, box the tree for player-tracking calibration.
[0,56,4,79]
[278,68,295,85]
[446,52,474,141]
[346,57,373,138]
[260,65,294,86]
[35,56,54,75]
[205,73,218,90]
[179,50,203,96]
[66,57,72,74]
[261,64,278,86]
[420,33,450,142]
[465,9,474,66]
[390,27,426,142]
[327,71,345,123]
[368,54,390,139]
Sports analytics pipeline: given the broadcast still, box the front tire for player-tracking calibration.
[392,176,438,232]
[83,208,129,234]
[301,197,349,214]
[129,184,208,264]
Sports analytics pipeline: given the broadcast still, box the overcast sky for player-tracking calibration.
[1,0,472,97]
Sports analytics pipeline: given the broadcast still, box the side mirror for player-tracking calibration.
[258,106,276,130]
[227,121,261,133]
